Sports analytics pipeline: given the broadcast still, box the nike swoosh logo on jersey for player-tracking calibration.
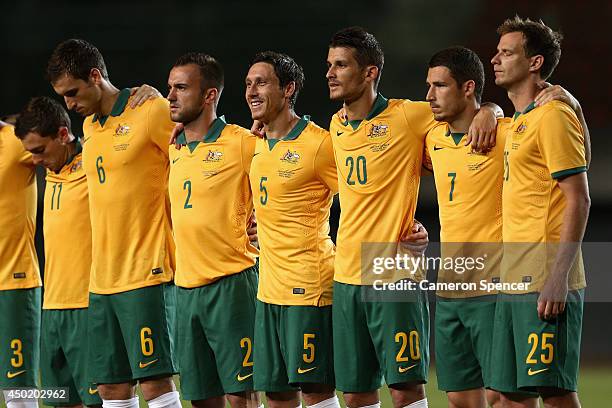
[172,157,180,164]
[139,359,158,369]
[336,131,344,136]
[297,366,317,374]
[253,152,261,157]
[433,145,444,151]
[6,370,26,379]
[237,372,253,381]
[398,364,417,373]
[88,387,99,395]
[527,367,549,376]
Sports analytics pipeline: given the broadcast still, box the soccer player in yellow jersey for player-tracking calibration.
[0,120,40,408]
[422,47,506,408]
[326,27,502,408]
[14,97,102,408]
[246,51,340,408]
[489,17,590,408]
[47,39,181,408]
[166,52,260,408]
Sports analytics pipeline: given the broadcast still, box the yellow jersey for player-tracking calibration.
[250,117,337,306]
[329,95,436,285]
[0,124,40,290]
[82,89,175,294]
[169,117,258,288]
[43,142,92,308]
[502,101,587,293]
[424,120,509,297]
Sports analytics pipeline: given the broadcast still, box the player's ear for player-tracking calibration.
[365,65,379,84]
[204,87,219,105]
[464,80,476,98]
[89,68,103,85]
[57,126,71,145]
[284,81,296,103]
[529,55,544,73]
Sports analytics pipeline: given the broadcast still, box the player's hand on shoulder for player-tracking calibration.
[466,104,500,153]
[535,82,581,113]
[251,120,265,138]
[169,123,184,150]
[129,84,162,108]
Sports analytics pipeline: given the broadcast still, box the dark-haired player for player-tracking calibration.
[490,16,590,408]
[167,52,260,408]
[246,51,340,408]
[47,39,180,408]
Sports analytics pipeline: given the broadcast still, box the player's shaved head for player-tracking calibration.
[497,15,563,80]
[429,46,485,103]
[173,52,224,94]
[250,51,305,109]
[14,97,71,140]
[329,26,384,89]
[47,39,108,83]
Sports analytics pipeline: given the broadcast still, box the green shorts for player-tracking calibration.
[253,301,334,392]
[41,308,101,406]
[435,296,496,392]
[88,283,177,384]
[332,281,429,393]
[176,266,258,401]
[0,287,41,389]
[490,290,584,393]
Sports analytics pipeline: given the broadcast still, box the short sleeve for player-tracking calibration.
[315,133,338,194]
[423,133,433,172]
[538,104,587,179]
[146,97,175,158]
[401,101,437,141]
[241,130,257,175]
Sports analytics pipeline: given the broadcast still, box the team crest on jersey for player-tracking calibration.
[114,123,131,137]
[366,123,390,139]
[204,149,223,162]
[69,159,83,174]
[280,150,300,164]
[515,121,527,134]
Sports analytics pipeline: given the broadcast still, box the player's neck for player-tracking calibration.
[344,88,377,122]
[98,82,121,117]
[507,78,539,114]
[264,109,300,140]
[184,110,218,143]
[448,103,480,133]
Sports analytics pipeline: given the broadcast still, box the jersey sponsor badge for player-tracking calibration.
[113,123,132,152]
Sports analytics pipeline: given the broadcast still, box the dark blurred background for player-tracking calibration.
[1,0,610,362]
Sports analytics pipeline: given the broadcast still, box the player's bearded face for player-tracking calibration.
[426,66,467,122]
[326,47,370,102]
[491,32,532,89]
[167,65,206,123]
[245,62,286,123]
[52,74,101,117]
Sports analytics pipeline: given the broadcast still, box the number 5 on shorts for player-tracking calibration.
[303,333,315,363]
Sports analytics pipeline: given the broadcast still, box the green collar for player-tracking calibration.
[267,115,309,149]
[93,88,131,127]
[176,116,227,153]
[445,127,466,146]
[512,101,536,120]
[58,139,83,173]
[343,94,389,130]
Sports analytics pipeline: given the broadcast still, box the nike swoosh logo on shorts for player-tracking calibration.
[297,366,317,374]
[88,387,99,395]
[527,367,549,376]
[6,370,26,379]
[139,359,158,369]
[398,364,417,373]
[237,372,253,381]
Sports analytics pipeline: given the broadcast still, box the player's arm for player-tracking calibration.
[315,133,339,194]
[422,135,433,176]
[537,172,590,320]
[535,83,591,168]
[465,102,504,152]
[241,132,259,247]
[400,220,429,256]
[147,98,175,157]
[129,84,163,108]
